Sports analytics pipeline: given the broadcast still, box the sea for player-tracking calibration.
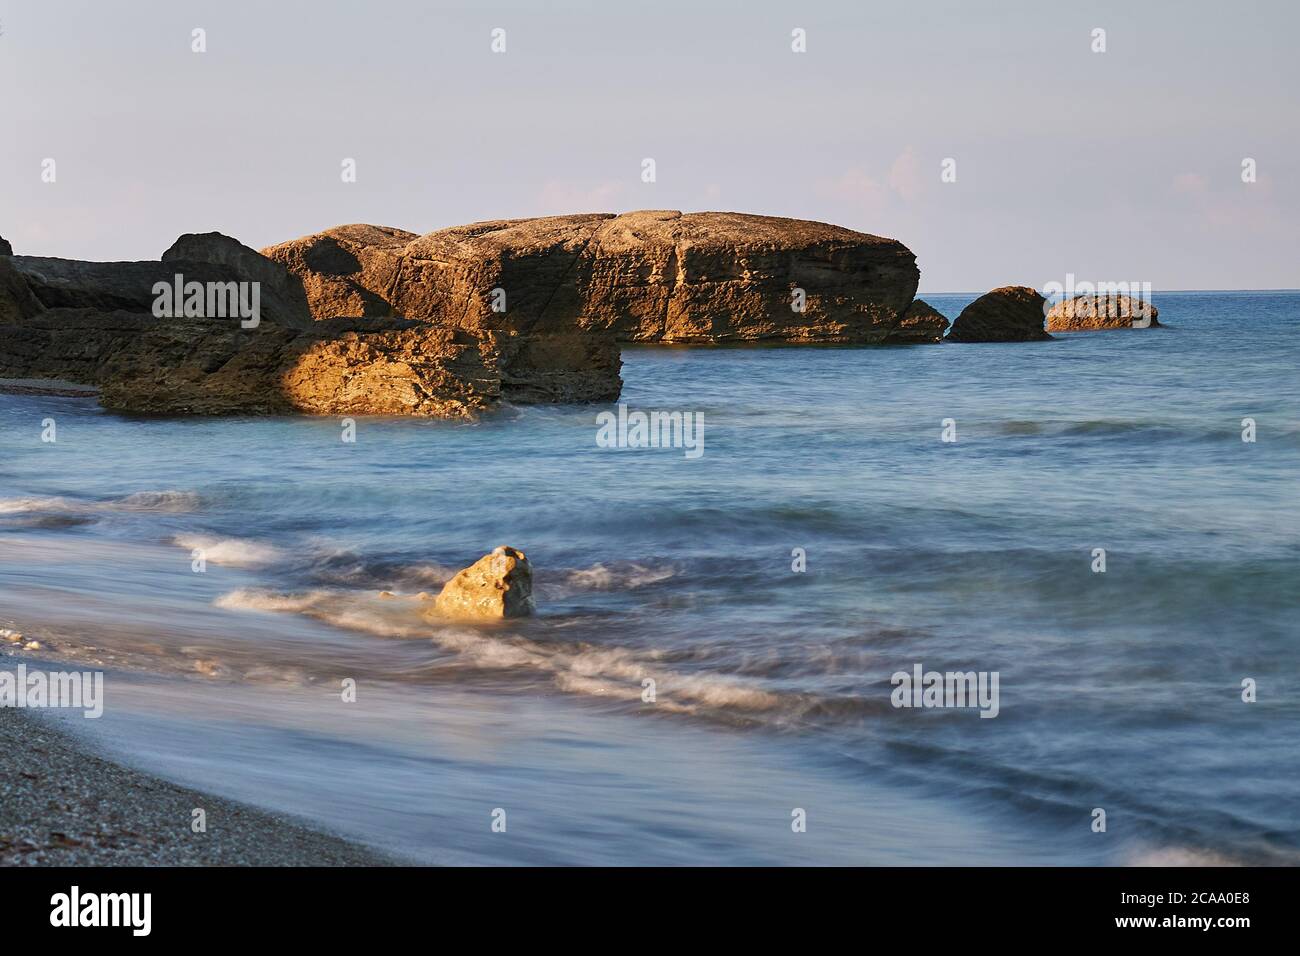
[2,290,1297,865]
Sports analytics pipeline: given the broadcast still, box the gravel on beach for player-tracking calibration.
[0,706,395,866]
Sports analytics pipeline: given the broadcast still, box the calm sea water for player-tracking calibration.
[2,291,1297,865]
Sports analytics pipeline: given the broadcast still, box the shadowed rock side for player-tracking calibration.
[9,234,312,329]
[161,231,316,329]
[263,211,930,344]
[898,299,950,340]
[1046,294,1160,331]
[1,258,44,324]
[946,286,1052,343]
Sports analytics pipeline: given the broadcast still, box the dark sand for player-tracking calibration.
[0,705,395,866]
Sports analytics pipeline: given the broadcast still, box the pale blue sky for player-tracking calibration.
[2,0,1296,291]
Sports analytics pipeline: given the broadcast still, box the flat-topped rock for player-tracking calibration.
[264,211,930,344]
[947,286,1052,343]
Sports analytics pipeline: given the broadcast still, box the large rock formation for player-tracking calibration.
[0,236,12,257]
[0,230,620,416]
[263,211,930,344]
[1,211,932,418]
[946,286,1052,343]
[0,311,617,416]
[1046,294,1159,331]
[426,546,535,620]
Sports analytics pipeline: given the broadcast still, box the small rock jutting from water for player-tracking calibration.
[427,546,535,621]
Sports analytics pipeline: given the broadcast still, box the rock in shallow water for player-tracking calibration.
[428,546,535,620]
[897,298,950,341]
[947,286,1052,343]
[1046,293,1159,331]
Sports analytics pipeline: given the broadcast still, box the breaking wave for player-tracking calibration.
[0,490,201,515]
[174,534,282,568]
[214,585,783,715]
[560,562,678,591]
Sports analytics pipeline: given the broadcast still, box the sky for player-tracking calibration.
[2,0,1297,292]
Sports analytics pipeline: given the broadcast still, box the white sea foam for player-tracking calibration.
[563,562,677,591]
[214,588,424,637]
[175,535,282,568]
[1124,846,1243,867]
[0,496,81,514]
[214,585,781,714]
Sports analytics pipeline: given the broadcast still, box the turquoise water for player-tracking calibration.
[2,291,1298,864]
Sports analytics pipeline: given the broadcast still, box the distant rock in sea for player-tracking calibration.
[947,286,1052,343]
[264,211,933,344]
[427,546,535,620]
[1046,293,1160,331]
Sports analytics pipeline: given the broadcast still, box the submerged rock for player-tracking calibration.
[264,211,930,344]
[429,546,535,620]
[1046,294,1159,331]
[947,286,1051,343]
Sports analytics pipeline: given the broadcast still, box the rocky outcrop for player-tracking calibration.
[0,230,621,416]
[264,211,930,344]
[1046,294,1159,331]
[162,232,315,328]
[0,211,934,418]
[426,546,535,620]
[946,286,1051,343]
[10,233,312,328]
[896,299,950,341]
[259,224,417,321]
[0,311,617,416]
[0,236,12,256]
